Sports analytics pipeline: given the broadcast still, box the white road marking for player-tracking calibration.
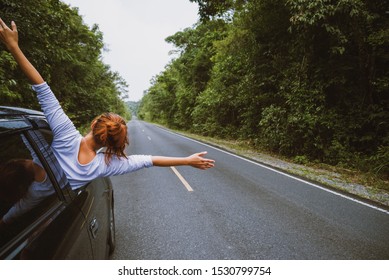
[170,167,194,192]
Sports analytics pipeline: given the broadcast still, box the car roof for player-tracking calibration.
[0,106,47,134]
[0,106,44,117]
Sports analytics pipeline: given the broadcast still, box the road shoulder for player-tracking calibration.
[154,124,389,208]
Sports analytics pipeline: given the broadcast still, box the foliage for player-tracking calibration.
[190,0,235,20]
[140,0,389,178]
[0,0,129,128]
[126,101,140,117]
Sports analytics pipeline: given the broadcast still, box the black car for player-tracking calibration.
[0,106,115,259]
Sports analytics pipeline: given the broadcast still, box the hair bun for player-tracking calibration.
[91,112,129,164]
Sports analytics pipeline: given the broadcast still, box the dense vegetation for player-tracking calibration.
[138,0,389,179]
[126,101,140,117]
[0,0,130,128]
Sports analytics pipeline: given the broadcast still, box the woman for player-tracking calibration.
[0,18,215,190]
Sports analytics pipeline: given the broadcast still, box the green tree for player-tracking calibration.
[139,19,228,129]
[0,0,129,128]
[140,0,389,177]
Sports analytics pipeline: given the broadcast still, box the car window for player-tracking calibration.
[0,128,63,250]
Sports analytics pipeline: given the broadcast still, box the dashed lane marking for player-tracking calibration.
[170,167,194,192]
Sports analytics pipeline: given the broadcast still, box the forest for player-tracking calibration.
[0,0,387,182]
[138,0,389,181]
[0,0,130,129]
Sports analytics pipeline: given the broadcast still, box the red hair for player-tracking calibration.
[91,113,129,164]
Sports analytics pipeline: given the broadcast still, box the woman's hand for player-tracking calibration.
[0,18,44,84]
[186,151,215,170]
[0,18,19,51]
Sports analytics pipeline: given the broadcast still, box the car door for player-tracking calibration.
[0,118,94,259]
[77,176,112,259]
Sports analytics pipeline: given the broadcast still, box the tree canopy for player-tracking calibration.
[0,0,130,128]
[139,0,389,178]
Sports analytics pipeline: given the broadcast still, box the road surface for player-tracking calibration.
[110,120,389,259]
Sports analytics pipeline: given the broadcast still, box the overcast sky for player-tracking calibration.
[62,0,199,101]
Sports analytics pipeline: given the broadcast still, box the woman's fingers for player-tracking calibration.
[11,21,17,32]
[192,152,215,169]
[0,18,18,49]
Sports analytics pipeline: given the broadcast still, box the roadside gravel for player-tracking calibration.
[243,150,389,207]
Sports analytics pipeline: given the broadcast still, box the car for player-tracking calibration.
[0,106,115,259]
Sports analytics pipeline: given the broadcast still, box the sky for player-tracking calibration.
[62,0,199,101]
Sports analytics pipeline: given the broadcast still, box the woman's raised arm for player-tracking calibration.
[0,18,44,85]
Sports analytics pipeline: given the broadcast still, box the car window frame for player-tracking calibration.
[0,117,73,259]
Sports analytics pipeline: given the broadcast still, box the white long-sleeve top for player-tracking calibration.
[32,82,153,190]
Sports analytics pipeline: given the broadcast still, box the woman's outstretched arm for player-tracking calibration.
[0,19,44,85]
[152,151,215,170]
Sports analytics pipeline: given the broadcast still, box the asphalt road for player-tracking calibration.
[110,120,389,260]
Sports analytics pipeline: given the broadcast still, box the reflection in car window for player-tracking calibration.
[30,129,68,191]
[0,130,59,249]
